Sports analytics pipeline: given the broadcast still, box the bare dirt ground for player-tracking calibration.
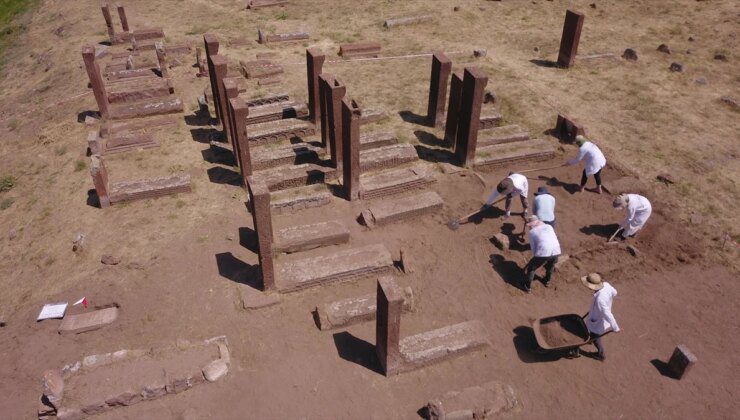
[0,0,739,419]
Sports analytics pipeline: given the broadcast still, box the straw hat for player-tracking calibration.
[580,273,604,291]
[575,135,588,146]
[612,194,629,209]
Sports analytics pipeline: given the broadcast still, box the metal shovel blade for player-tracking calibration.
[447,219,461,230]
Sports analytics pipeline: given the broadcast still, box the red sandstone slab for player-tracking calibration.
[276,244,395,293]
[360,143,419,172]
[425,381,520,419]
[359,164,436,200]
[252,142,324,170]
[474,139,556,171]
[270,184,332,215]
[109,174,191,204]
[316,288,414,330]
[107,67,158,81]
[247,119,316,145]
[478,110,503,130]
[477,125,530,147]
[100,116,178,137]
[383,15,433,28]
[274,221,349,254]
[58,307,119,335]
[245,101,308,125]
[109,97,183,120]
[246,93,290,107]
[253,163,336,192]
[248,0,288,9]
[359,108,387,124]
[397,320,490,374]
[241,60,284,79]
[258,78,281,86]
[361,190,443,228]
[107,82,171,104]
[360,131,397,150]
[258,29,309,44]
[132,28,164,41]
[339,42,382,58]
[102,132,159,155]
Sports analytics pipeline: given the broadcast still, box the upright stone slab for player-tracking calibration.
[306,48,325,124]
[376,276,404,376]
[667,345,697,380]
[557,10,585,68]
[229,98,252,182]
[341,98,362,201]
[203,34,221,121]
[327,77,346,169]
[222,78,240,148]
[318,74,333,147]
[154,41,168,79]
[116,5,130,32]
[426,52,452,128]
[247,177,275,291]
[210,54,230,135]
[455,67,488,167]
[82,45,110,118]
[443,71,463,144]
[90,155,111,208]
[101,4,116,44]
[554,114,585,142]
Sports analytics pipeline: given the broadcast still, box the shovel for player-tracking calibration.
[516,163,567,174]
[447,196,506,230]
[607,227,623,242]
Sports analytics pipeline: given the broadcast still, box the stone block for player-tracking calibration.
[241,287,281,310]
[424,381,520,420]
[554,114,585,142]
[109,174,192,204]
[245,101,308,125]
[41,369,64,408]
[252,141,324,171]
[477,125,529,147]
[247,118,316,145]
[426,52,452,128]
[258,29,309,43]
[376,276,404,375]
[361,191,444,228]
[397,320,490,374]
[359,165,436,200]
[105,390,142,407]
[109,97,184,120]
[270,184,333,215]
[248,0,288,8]
[141,380,167,399]
[252,163,336,192]
[58,306,119,335]
[474,139,556,171]
[203,360,229,382]
[274,221,350,254]
[360,143,419,172]
[56,407,84,420]
[668,345,697,379]
[316,287,414,330]
[384,15,433,28]
[478,110,502,130]
[241,60,284,79]
[360,131,397,150]
[557,10,585,68]
[339,42,382,58]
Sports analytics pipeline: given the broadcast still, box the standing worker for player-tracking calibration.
[613,193,652,239]
[565,135,606,194]
[484,172,529,219]
[522,215,561,293]
[580,273,620,361]
[533,186,556,227]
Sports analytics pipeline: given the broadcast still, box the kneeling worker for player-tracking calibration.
[522,215,561,293]
[484,172,529,219]
[613,193,652,239]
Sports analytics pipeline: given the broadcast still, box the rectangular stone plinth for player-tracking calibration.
[425,381,519,420]
[245,101,308,125]
[107,67,158,81]
[359,165,436,200]
[246,93,290,107]
[360,143,419,172]
[361,190,443,228]
[100,116,178,137]
[360,131,397,150]
[474,139,556,171]
[277,244,394,292]
[101,132,159,155]
[270,184,332,215]
[316,288,414,330]
[359,108,387,124]
[109,97,183,120]
[241,60,284,79]
[339,42,382,58]
[248,0,288,8]
[252,142,325,170]
[668,345,697,380]
[109,174,191,204]
[107,81,171,104]
[397,320,490,374]
[477,125,530,147]
[274,221,349,254]
[258,29,309,43]
[253,163,336,192]
[58,306,119,335]
[478,110,502,130]
[383,15,433,28]
[132,28,165,41]
[248,119,316,145]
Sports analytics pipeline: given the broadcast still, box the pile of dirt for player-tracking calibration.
[538,316,589,348]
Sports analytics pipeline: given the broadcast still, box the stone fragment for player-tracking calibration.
[714,53,727,61]
[473,48,487,58]
[241,288,282,310]
[81,401,108,415]
[484,90,497,104]
[166,377,192,394]
[425,381,519,420]
[203,359,229,382]
[669,62,684,72]
[57,407,84,420]
[626,245,640,257]
[41,370,64,408]
[101,254,121,265]
[453,6,460,11]
[667,345,697,379]
[339,42,382,58]
[105,390,142,406]
[656,173,675,184]
[58,306,119,335]
[361,191,444,228]
[72,232,85,254]
[8,228,18,240]
[491,233,509,250]
[383,15,433,28]
[622,48,638,61]
[695,76,707,85]
[719,96,739,110]
[317,287,414,330]
[141,380,167,399]
[657,44,671,54]
[399,320,490,375]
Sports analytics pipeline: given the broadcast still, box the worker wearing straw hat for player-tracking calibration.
[613,193,652,239]
[579,273,620,361]
[565,135,606,194]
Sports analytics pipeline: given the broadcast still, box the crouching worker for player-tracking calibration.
[483,172,529,219]
[613,193,652,239]
[522,215,561,293]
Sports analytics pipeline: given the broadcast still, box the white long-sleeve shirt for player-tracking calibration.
[586,282,620,335]
[621,194,652,236]
[527,223,561,257]
[567,141,606,176]
[533,194,556,222]
[486,173,528,205]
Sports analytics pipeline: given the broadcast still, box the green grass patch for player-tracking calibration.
[0,0,39,67]
[0,175,16,191]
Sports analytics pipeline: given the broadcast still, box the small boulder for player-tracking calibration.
[101,254,121,265]
[72,232,85,254]
[203,359,229,382]
[484,90,497,104]
[714,53,727,61]
[657,44,671,54]
[491,233,510,251]
[41,370,64,409]
[669,62,684,72]
[453,6,460,11]
[590,3,596,8]
[695,76,708,85]
[688,36,695,42]
[473,48,487,58]
[8,228,18,240]
[720,96,739,110]
[656,173,675,184]
[622,48,638,61]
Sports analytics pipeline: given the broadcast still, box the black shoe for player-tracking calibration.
[522,284,531,293]
[542,280,551,288]
[594,353,605,362]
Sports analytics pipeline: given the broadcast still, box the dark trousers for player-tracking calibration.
[505,193,529,213]
[580,168,602,187]
[589,332,605,358]
[524,255,558,287]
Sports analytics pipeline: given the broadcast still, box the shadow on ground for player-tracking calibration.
[332,331,384,375]
[215,252,261,289]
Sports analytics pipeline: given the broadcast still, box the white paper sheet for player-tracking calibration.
[37,302,68,321]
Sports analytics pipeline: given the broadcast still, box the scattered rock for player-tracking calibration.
[622,48,638,61]
[225,234,234,241]
[656,173,675,184]
[714,53,727,61]
[101,254,121,265]
[719,96,739,110]
[657,44,671,54]
[695,76,708,85]
[473,48,487,58]
[41,370,64,409]
[400,249,415,274]
[491,233,510,251]
[8,228,18,240]
[72,232,85,254]
[141,381,167,399]
[626,245,640,257]
[241,288,281,310]
[685,49,692,55]
[203,359,229,382]
[676,253,689,263]
[57,407,84,420]
[533,46,539,52]
[688,36,695,42]
[105,391,142,406]
[590,3,596,8]
[0,315,5,327]
[484,90,497,104]
[453,6,460,11]
[669,62,684,72]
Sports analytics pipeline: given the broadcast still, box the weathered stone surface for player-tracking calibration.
[241,60,284,79]
[360,143,419,172]
[141,381,167,399]
[245,93,290,107]
[56,407,84,420]
[361,191,444,228]
[42,370,64,408]
[359,108,387,124]
[59,306,119,335]
[670,62,684,72]
[554,113,585,142]
[245,101,308,125]
[622,48,638,61]
[100,115,177,137]
[109,174,191,204]
[359,165,436,200]
[101,254,121,265]
[426,52,452,128]
[101,132,159,155]
[276,244,395,292]
[376,276,404,376]
[668,345,697,379]
[455,67,488,167]
[360,131,397,150]
[491,233,509,250]
[398,320,490,374]
[107,67,158,81]
[252,141,324,170]
[473,48,487,58]
[248,119,316,145]
[241,287,281,310]
[203,360,229,382]
[109,97,184,120]
[557,10,585,68]
[246,176,275,291]
[258,77,281,86]
[342,98,362,200]
[657,43,671,54]
[384,15,433,28]
[107,81,171,104]
[252,163,336,192]
[105,390,142,407]
[247,0,288,8]
[425,381,520,420]
[719,96,739,110]
[339,42,382,58]
[478,110,502,130]
[316,287,414,330]
[274,221,350,254]
[270,184,332,215]
[474,139,556,171]
[477,125,529,147]
[81,401,108,415]
[258,29,309,43]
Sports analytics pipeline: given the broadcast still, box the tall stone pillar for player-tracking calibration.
[246,176,275,291]
[327,77,346,170]
[557,10,585,68]
[306,48,325,124]
[318,74,333,147]
[210,54,230,136]
[90,155,111,208]
[455,67,488,167]
[222,78,240,145]
[203,34,221,121]
[376,276,404,376]
[101,4,116,44]
[426,52,452,128]
[341,98,361,201]
[116,5,130,32]
[81,45,110,118]
[443,71,463,145]
[228,98,252,183]
[154,41,168,79]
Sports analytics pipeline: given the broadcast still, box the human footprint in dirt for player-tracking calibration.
[483,172,529,219]
[578,273,621,361]
[565,135,607,194]
[612,193,652,240]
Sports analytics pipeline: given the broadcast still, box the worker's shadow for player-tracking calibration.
[540,175,580,195]
[489,254,526,291]
[512,326,566,363]
[499,223,529,252]
[580,223,620,239]
[468,206,505,225]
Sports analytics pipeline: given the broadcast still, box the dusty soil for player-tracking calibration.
[538,316,589,348]
[0,0,738,419]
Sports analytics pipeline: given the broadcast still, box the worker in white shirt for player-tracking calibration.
[483,172,529,219]
[522,215,561,293]
[533,186,556,227]
[580,273,620,361]
[613,193,652,239]
[565,135,607,194]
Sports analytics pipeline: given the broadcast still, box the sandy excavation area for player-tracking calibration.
[0,0,738,419]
